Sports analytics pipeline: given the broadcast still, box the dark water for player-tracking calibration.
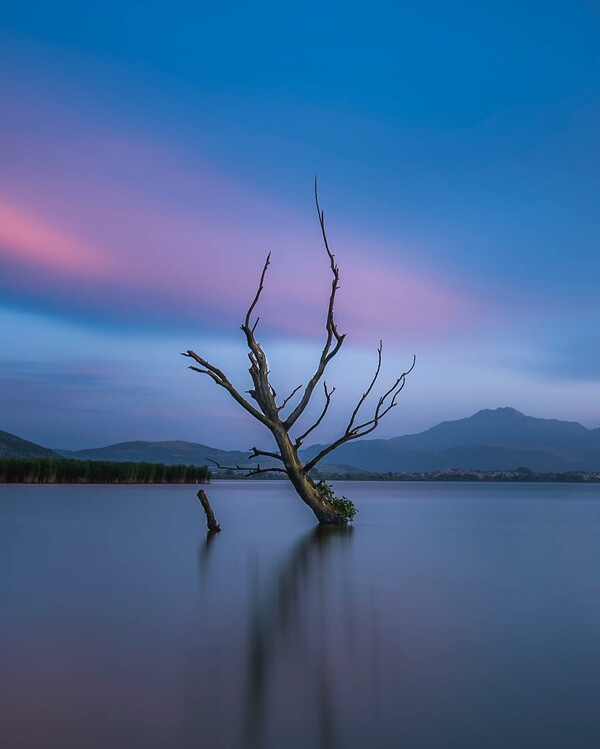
[2,481,600,748]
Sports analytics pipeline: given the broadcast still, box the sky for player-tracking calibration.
[1,1,599,450]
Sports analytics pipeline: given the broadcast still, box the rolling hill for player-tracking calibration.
[0,430,60,459]
[4,407,599,473]
[55,440,271,468]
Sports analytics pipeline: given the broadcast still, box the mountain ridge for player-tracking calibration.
[304,407,600,472]
[56,440,272,469]
[2,407,599,472]
[0,429,61,459]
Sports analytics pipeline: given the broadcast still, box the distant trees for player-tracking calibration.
[0,458,211,484]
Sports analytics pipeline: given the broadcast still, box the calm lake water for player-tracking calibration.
[2,481,600,748]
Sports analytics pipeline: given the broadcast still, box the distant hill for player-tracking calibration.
[54,441,363,477]
[5,407,599,473]
[302,408,600,473]
[54,440,267,468]
[391,407,599,450]
[0,429,60,459]
[51,408,600,473]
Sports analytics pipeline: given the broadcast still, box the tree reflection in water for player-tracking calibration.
[242,526,353,749]
[192,524,364,749]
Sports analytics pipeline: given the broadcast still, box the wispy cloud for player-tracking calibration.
[0,125,483,341]
[0,198,115,277]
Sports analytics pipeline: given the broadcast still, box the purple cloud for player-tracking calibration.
[0,125,483,341]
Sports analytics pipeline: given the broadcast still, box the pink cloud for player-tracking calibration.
[335,251,476,337]
[0,198,116,278]
[0,122,482,340]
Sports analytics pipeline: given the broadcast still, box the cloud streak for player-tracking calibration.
[0,198,116,277]
[0,124,482,341]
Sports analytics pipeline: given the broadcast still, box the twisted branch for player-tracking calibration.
[239,253,278,420]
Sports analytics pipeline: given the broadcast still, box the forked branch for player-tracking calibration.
[283,178,346,430]
[295,381,336,448]
[347,340,383,433]
[182,351,272,427]
[238,253,278,419]
[303,352,416,472]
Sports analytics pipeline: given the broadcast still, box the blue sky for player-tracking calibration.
[1,1,599,449]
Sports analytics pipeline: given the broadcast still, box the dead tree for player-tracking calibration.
[183,180,415,525]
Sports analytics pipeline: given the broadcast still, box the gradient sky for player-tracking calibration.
[1,1,599,450]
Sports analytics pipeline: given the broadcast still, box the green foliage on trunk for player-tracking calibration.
[316,480,358,523]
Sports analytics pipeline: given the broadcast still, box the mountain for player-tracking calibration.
[5,407,600,473]
[390,407,596,451]
[0,429,60,459]
[302,408,600,473]
[55,440,274,468]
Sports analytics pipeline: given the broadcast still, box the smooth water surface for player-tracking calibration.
[2,481,600,748]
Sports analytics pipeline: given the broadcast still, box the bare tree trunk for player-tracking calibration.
[288,468,344,525]
[272,428,344,525]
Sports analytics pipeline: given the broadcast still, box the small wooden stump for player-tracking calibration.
[197,489,221,533]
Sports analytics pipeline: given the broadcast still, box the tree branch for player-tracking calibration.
[277,384,302,412]
[239,254,279,420]
[347,340,383,433]
[244,466,288,476]
[183,351,272,427]
[295,381,336,448]
[249,446,284,462]
[208,458,287,478]
[283,177,346,430]
[303,354,416,472]
[244,253,271,332]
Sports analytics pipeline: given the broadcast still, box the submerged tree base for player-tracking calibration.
[287,474,357,525]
